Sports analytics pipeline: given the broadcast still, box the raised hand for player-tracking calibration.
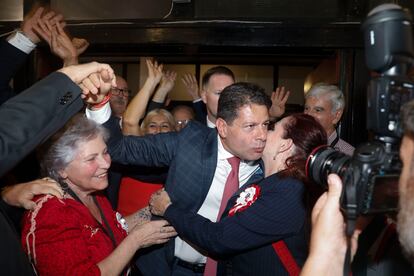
[152,70,177,103]
[1,178,63,210]
[269,86,290,118]
[159,70,177,92]
[25,8,65,45]
[146,59,163,85]
[80,70,115,105]
[181,73,200,100]
[21,7,44,43]
[49,22,79,66]
[37,18,88,66]
[72,37,89,56]
[57,62,116,104]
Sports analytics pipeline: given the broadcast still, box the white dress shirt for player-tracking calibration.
[174,136,260,263]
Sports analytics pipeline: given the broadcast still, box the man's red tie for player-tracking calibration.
[204,156,240,276]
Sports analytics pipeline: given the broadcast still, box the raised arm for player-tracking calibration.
[122,59,163,136]
[0,7,65,105]
[269,86,290,119]
[0,62,115,178]
[151,70,177,105]
[182,73,200,101]
[44,21,89,66]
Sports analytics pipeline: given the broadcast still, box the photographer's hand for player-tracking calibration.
[301,174,348,275]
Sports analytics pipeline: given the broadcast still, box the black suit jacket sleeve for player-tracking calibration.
[0,72,83,178]
[147,100,163,113]
[163,176,306,256]
[0,39,29,105]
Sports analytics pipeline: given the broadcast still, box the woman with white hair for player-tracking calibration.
[20,115,176,275]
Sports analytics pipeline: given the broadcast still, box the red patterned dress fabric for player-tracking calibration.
[21,193,127,275]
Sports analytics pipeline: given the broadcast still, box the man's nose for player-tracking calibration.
[256,125,267,140]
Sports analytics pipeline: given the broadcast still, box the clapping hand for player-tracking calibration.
[22,7,64,44]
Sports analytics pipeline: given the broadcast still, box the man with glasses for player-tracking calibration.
[172,105,195,131]
[109,76,130,118]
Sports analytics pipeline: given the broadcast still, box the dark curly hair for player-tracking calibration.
[278,113,327,183]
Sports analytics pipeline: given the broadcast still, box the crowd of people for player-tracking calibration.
[1,4,413,276]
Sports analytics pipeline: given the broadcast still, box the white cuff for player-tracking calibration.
[7,31,36,54]
[85,102,112,124]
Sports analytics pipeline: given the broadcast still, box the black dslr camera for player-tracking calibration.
[306,4,414,219]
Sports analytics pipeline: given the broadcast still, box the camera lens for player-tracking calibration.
[306,145,351,187]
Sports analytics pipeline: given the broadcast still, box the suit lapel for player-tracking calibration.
[196,129,218,210]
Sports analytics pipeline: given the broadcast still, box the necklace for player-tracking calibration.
[59,181,118,249]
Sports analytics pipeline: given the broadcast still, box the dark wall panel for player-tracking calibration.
[51,0,172,20]
[195,0,343,20]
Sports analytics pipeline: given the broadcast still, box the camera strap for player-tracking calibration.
[342,168,358,276]
[330,131,340,148]
[343,216,356,276]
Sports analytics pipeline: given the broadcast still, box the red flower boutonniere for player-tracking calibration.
[229,184,261,216]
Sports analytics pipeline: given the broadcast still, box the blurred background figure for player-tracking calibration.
[140,108,176,135]
[109,76,130,119]
[304,83,355,155]
[172,105,195,131]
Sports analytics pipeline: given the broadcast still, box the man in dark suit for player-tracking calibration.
[0,7,66,105]
[182,66,235,127]
[0,38,29,104]
[0,62,115,275]
[89,82,271,275]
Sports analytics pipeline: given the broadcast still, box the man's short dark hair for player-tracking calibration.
[217,82,271,124]
[402,100,414,138]
[201,66,235,89]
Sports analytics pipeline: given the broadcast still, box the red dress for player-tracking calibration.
[21,193,127,275]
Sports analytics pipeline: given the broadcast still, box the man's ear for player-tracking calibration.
[200,88,207,104]
[216,118,228,138]
[332,108,343,125]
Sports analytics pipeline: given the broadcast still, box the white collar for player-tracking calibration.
[206,116,216,128]
[217,135,234,160]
